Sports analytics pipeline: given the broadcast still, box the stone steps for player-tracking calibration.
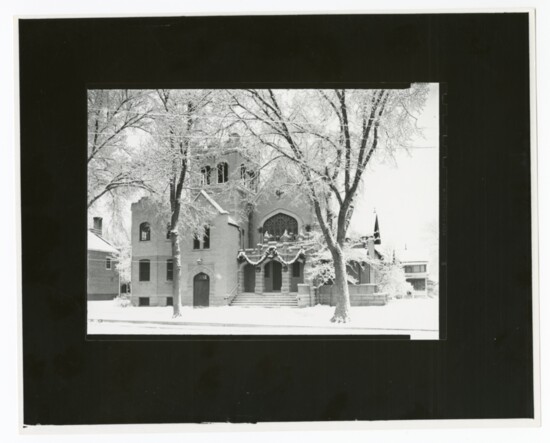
[230,292,298,308]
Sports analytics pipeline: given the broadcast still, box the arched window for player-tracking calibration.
[203,226,210,249]
[247,169,257,191]
[139,259,150,281]
[263,213,298,240]
[139,222,151,241]
[217,162,228,183]
[240,164,257,191]
[193,226,211,249]
[201,166,212,185]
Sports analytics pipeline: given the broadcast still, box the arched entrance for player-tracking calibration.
[243,264,255,292]
[193,273,210,307]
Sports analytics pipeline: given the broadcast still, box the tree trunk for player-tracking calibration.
[171,231,182,317]
[330,246,351,323]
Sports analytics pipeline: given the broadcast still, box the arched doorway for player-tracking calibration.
[243,264,255,293]
[264,261,283,292]
[193,273,210,307]
[263,213,298,240]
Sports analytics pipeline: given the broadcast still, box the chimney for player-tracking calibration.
[92,217,103,236]
[367,237,376,260]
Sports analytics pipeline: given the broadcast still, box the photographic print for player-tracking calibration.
[20,11,535,426]
[86,86,440,338]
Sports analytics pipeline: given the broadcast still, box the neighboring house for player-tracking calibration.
[130,142,385,308]
[399,249,430,297]
[87,217,120,300]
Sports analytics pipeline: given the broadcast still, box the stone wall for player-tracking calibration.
[318,284,388,306]
[181,213,240,307]
[131,254,174,306]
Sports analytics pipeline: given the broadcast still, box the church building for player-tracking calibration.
[130,142,384,308]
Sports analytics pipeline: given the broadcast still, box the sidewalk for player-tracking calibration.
[87,298,440,339]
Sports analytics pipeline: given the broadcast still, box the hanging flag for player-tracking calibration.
[374,214,381,245]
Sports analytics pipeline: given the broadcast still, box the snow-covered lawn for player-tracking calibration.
[88,298,439,339]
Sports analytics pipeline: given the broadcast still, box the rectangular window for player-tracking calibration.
[404,264,426,273]
[106,257,112,270]
[203,227,210,249]
[292,261,300,278]
[139,297,150,306]
[193,235,200,250]
[139,260,150,281]
[166,259,173,281]
[166,297,173,306]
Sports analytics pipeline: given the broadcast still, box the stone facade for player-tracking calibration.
[130,194,242,307]
[130,146,383,308]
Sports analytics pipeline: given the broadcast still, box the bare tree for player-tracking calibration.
[87,89,154,208]
[229,86,429,322]
[141,89,224,317]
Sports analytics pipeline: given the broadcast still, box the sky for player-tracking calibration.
[349,84,439,277]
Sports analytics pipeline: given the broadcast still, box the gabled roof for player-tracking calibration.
[374,245,384,259]
[227,216,240,228]
[88,230,118,254]
[194,190,229,215]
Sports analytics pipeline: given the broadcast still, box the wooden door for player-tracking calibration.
[193,273,209,307]
[272,261,282,292]
[243,264,255,293]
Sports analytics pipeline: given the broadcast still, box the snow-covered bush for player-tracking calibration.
[304,231,378,287]
[377,260,413,299]
[114,295,132,308]
[114,245,131,285]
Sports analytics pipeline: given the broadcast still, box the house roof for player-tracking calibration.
[88,230,118,254]
[227,216,240,228]
[397,249,429,264]
[194,190,229,215]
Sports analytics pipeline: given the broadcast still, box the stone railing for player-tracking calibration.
[318,284,388,306]
[224,283,239,304]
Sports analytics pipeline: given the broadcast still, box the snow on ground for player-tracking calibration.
[87,298,439,339]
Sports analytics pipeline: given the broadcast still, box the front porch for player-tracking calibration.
[236,241,308,297]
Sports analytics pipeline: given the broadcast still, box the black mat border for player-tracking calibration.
[20,13,532,425]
